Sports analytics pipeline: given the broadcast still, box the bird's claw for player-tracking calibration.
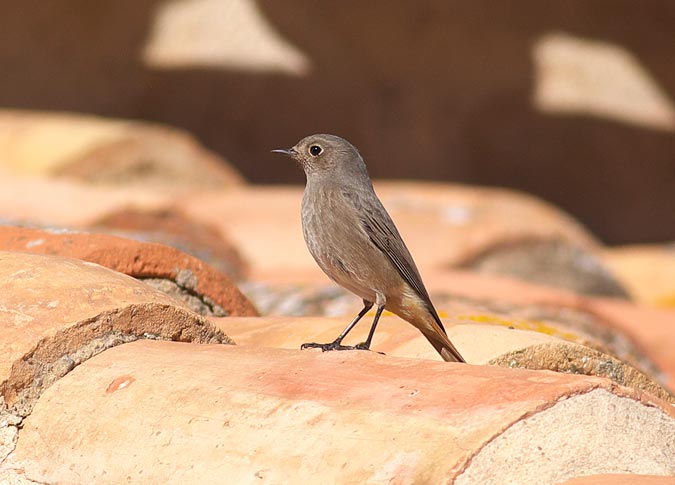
[301,341,385,355]
[301,341,357,352]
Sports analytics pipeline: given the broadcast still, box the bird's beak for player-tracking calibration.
[271,148,297,157]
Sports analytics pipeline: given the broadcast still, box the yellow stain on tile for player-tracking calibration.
[455,314,580,342]
[366,309,579,342]
[655,294,675,308]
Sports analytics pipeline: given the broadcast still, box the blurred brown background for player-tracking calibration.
[1,0,673,244]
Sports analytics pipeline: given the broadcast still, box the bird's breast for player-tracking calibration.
[301,186,400,299]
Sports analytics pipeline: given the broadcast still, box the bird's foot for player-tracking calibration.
[300,341,385,355]
[301,341,358,352]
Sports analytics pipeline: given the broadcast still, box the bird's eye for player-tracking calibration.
[309,145,322,156]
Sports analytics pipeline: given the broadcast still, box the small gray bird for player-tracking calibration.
[272,134,465,363]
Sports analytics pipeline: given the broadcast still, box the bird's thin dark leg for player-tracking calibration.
[301,300,373,352]
[355,303,385,350]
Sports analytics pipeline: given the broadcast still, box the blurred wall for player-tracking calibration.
[1,0,674,244]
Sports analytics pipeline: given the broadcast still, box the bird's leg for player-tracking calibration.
[301,300,373,352]
[355,303,385,350]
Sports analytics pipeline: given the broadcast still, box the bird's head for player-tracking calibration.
[272,134,367,179]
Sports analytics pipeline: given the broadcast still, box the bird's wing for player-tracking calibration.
[349,189,447,334]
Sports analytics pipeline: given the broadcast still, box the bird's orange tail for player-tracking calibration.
[419,325,465,363]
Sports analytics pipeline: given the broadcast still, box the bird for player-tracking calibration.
[272,134,465,363]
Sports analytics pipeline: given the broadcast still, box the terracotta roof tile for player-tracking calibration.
[90,207,249,280]
[0,251,231,417]
[215,316,673,403]
[0,225,258,317]
[0,109,245,187]
[603,244,675,307]
[3,342,674,484]
[561,475,675,485]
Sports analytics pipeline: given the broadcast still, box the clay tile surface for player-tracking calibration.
[602,244,675,307]
[0,174,248,281]
[561,475,675,485]
[461,238,629,298]
[90,206,249,280]
[215,316,674,403]
[0,225,258,317]
[0,172,171,228]
[3,342,674,484]
[0,251,231,416]
[0,109,245,187]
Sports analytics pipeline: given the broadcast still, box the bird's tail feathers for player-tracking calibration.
[420,321,466,363]
[396,294,466,362]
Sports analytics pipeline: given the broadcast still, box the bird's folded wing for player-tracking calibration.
[354,193,433,304]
